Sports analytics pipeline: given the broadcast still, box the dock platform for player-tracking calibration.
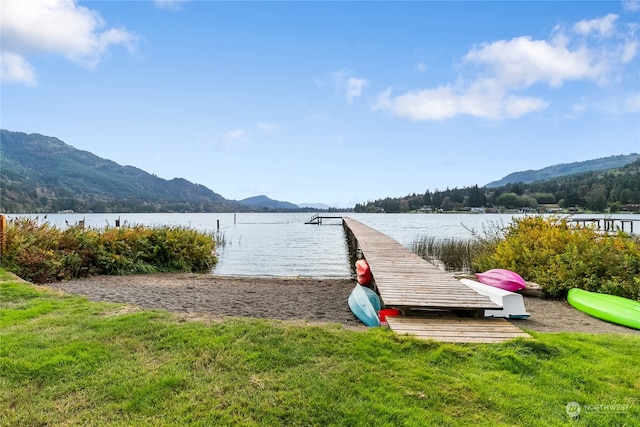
[305,214,343,225]
[342,217,530,343]
[568,217,637,234]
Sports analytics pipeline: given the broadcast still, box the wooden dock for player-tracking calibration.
[342,217,530,343]
[305,214,343,225]
[568,217,638,234]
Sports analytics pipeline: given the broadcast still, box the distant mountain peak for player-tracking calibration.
[485,153,640,188]
[238,195,299,210]
[0,129,240,213]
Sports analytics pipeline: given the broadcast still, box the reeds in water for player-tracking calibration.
[411,236,485,272]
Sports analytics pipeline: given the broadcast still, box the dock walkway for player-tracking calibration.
[342,217,530,343]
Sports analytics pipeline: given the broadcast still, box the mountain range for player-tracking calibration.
[1,129,637,213]
[485,154,639,187]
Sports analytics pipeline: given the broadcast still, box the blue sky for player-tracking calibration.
[2,0,639,208]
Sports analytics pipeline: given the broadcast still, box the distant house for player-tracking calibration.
[469,207,485,214]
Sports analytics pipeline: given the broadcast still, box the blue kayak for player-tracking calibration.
[348,284,381,327]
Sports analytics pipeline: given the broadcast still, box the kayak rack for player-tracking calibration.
[342,217,531,343]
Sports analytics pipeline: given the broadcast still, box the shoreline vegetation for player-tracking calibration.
[1,217,219,284]
[411,216,640,300]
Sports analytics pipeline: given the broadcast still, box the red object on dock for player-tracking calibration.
[356,259,372,285]
[379,308,401,327]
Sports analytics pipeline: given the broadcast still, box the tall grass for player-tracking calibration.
[1,276,638,426]
[411,236,480,272]
[412,220,506,272]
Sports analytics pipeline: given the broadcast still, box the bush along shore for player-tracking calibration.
[1,217,218,283]
[412,215,640,300]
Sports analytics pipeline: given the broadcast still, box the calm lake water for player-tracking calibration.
[12,212,640,278]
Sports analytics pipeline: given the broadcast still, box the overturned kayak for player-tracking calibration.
[348,284,381,327]
[476,269,526,292]
[567,288,640,330]
[355,259,372,286]
[460,278,530,319]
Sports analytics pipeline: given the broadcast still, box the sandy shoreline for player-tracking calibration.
[44,273,640,335]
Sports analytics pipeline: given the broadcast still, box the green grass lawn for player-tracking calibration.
[1,273,638,426]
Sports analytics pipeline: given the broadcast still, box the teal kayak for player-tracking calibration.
[348,284,381,327]
[567,288,640,330]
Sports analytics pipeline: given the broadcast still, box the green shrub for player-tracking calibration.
[1,217,218,283]
[472,215,640,299]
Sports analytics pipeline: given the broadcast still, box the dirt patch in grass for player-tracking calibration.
[44,273,640,335]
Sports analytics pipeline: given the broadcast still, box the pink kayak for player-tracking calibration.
[476,269,526,292]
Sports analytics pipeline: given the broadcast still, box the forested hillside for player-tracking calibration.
[355,159,640,213]
[485,154,639,187]
[0,130,241,213]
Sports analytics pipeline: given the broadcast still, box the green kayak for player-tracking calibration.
[567,288,640,330]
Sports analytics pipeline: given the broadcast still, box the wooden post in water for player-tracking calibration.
[217,220,220,231]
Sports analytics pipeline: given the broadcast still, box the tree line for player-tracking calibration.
[354,160,640,213]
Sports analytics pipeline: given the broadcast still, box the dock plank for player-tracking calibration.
[386,317,531,343]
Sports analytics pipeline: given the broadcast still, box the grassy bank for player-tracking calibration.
[1,275,638,426]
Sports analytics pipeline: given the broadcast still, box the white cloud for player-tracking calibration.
[1,0,137,85]
[622,0,640,13]
[568,101,588,119]
[221,129,247,148]
[573,92,640,115]
[573,14,619,36]
[256,121,280,134]
[153,0,190,11]
[331,69,368,103]
[373,84,549,121]
[0,51,37,86]
[345,77,368,104]
[375,14,637,121]
[464,36,600,88]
